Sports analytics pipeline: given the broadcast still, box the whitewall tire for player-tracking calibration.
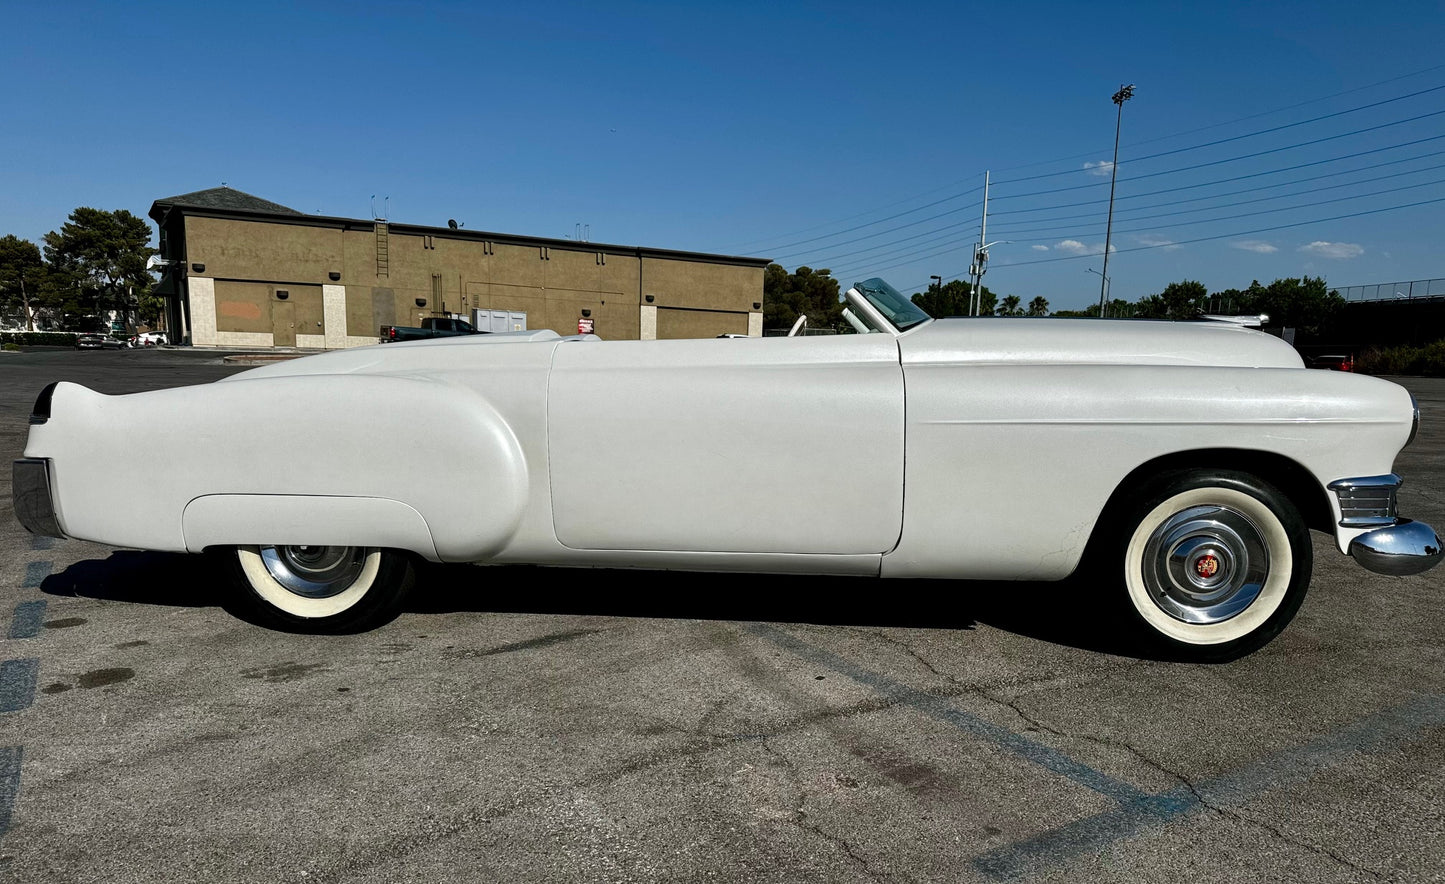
[228,545,414,633]
[1116,471,1311,661]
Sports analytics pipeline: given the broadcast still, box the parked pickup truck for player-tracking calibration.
[379,317,488,343]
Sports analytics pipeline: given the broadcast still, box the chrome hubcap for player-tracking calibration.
[259,546,366,598]
[1142,505,1269,624]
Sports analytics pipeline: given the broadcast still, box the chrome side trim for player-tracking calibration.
[1407,394,1420,448]
[1328,474,1401,528]
[1350,520,1442,576]
[12,458,63,538]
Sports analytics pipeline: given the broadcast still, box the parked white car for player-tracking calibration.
[13,279,1438,659]
[133,331,168,346]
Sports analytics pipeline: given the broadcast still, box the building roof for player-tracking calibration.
[150,187,305,218]
[149,187,771,267]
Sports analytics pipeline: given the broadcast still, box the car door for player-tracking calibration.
[547,334,904,555]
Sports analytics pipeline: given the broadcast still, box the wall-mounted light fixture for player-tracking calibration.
[580,308,592,318]
[328,271,341,281]
[753,302,762,310]
[415,298,427,307]
[275,290,290,301]
[644,295,654,304]
[191,263,205,273]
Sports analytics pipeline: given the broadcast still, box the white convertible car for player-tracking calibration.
[13,279,1440,659]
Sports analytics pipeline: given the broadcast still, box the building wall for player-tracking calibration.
[180,215,765,348]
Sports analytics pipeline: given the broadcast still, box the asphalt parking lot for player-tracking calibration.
[0,347,1442,883]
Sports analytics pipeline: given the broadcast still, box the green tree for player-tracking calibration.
[1159,279,1207,317]
[763,264,844,331]
[996,294,1023,317]
[42,207,156,329]
[911,279,989,317]
[0,235,44,330]
[1026,296,1050,317]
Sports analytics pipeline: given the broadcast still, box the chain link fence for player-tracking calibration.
[1333,278,1445,302]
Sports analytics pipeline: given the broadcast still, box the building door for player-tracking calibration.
[272,298,296,347]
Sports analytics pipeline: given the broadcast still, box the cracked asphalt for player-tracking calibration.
[1,348,1442,883]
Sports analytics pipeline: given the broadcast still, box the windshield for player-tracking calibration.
[853,278,933,331]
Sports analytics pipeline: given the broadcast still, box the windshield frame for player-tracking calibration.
[844,278,934,334]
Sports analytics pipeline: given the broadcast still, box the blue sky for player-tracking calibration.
[3,0,1444,311]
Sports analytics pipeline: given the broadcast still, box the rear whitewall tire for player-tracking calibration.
[228,545,414,633]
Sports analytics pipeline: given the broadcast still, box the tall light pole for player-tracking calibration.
[1099,83,1135,317]
[930,275,942,291]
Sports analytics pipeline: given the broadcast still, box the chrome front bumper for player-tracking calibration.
[1330,474,1441,577]
[12,458,63,539]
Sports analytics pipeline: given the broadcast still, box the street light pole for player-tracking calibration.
[1099,83,1135,317]
[930,275,942,292]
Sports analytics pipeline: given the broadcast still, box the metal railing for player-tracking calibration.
[1333,278,1445,302]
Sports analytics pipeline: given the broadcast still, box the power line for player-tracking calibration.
[981,62,1445,177]
[733,65,1445,254]
[991,84,1445,186]
[998,175,1445,244]
[989,140,1445,218]
[957,195,1445,275]
[855,194,1445,291]
[988,162,1445,237]
[791,145,1445,273]
[991,114,1445,204]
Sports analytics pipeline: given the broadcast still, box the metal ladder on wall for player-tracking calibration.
[375,223,389,277]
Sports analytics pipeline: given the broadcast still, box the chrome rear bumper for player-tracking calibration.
[12,458,63,538]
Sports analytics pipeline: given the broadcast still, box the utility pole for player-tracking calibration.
[1087,267,1111,315]
[970,171,990,316]
[1099,83,1135,317]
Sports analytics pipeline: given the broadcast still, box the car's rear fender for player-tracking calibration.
[23,376,528,561]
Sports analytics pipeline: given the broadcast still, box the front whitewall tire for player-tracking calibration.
[1124,488,1293,645]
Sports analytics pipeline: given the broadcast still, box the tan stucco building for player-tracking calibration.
[149,188,770,348]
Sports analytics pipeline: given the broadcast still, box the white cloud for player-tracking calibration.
[1134,234,1179,251]
[1231,240,1278,254]
[1084,160,1114,177]
[1031,244,1050,252]
[1054,239,1113,256]
[1299,241,1364,259]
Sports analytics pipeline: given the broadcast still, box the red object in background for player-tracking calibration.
[578,318,594,334]
[1311,354,1354,372]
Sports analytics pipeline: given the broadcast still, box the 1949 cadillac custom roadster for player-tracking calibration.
[13,279,1441,660]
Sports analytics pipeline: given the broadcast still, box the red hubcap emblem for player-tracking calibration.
[1195,554,1220,578]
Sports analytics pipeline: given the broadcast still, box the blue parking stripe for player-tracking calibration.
[20,562,51,589]
[27,536,55,551]
[747,624,1148,805]
[0,660,39,714]
[973,690,1445,879]
[7,601,47,640]
[0,746,20,839]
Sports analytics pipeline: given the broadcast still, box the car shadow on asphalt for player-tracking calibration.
[38,551,1145,659]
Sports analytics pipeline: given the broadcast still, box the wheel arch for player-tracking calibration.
[1089,448,1334,549]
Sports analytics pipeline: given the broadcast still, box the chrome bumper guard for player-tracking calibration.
[1329,474,1441,577]
[12,458,63,539]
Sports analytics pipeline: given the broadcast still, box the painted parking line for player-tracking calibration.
[0,660,39,714]
[6,601,46,640]
[27,536,55,552]
[1,596,47,842]
[746,623,1147,804]
[0,747,20,840]
[973,690,1445,879]
[20,562,50,589]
